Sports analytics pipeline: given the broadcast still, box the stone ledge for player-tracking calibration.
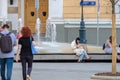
[14,53,120,61]
[32,53,120,61]
[91,74,120,80]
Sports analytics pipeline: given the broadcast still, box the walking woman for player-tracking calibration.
[71,37,91,62]
[15,26,37,80]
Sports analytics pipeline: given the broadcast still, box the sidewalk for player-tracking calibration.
[11,63,120,80]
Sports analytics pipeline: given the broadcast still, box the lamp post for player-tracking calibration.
[79,0,87,44]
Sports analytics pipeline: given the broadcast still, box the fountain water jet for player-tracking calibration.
[16,18,23,39]
[17,18,23,33]
[14,18,72,54]
[45,19,58,47]
[46,18,51,40]
[51,23,56,43]
[36,18,41,46]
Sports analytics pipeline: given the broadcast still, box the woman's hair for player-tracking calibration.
[75,37,80,44]
[2,24,9,29]
[109,35,112,43]
[21,26,32,37]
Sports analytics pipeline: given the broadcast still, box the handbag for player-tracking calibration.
[30,37,38,54]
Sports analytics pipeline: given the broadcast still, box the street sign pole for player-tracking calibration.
[79,0,86,44]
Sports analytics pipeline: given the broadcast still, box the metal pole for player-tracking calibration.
[79,0,87,44]
[96,15,99,46]
[97,0,100,46]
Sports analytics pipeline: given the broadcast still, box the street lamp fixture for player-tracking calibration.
[79,0,87,44]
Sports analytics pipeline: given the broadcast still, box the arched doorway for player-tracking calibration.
[24,0,48,33]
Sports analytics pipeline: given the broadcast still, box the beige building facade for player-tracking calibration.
[63,0,112,20]
[20,0,119,33]
[0,0,120,32]
[0,0,120,45]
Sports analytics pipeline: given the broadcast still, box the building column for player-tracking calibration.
[18,0,21,18]
[0,0,8,21]
[49,0,63,19]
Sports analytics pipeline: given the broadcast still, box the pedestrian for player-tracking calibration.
[15,26,37,80]
[104,35,120,60]
[0,26,3,78]
[0,24,17,80]
[71,37,91,62]
[0,27,3,32]
[16,32,22,39]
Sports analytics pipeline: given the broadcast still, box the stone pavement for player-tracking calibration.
[11,62,120,80]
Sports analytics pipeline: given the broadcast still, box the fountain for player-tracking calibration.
[51,23,56,43]
[35,18,63,52]
[16,18,22,39]
[17,18,23,33]
[14,18,103,54]
[45,19,58,47]
[36,18,41,46]
[46,19,56,43]
[13,0,73,54]
[49,23,59,47]
[45,18,51,40]
[2,18,7,24]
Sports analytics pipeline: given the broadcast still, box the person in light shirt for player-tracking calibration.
[104,35,120,60]
[71,37,91,62]
[0,24,17,80]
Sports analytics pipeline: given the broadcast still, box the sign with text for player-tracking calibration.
[80,1,96,6]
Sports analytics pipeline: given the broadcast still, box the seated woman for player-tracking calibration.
[104,36,120,60]
[71,37,91,62]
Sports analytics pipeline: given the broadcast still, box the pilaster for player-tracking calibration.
[0,0,8,21]
[49,0,63,19]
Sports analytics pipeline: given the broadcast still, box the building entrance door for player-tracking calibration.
[24,0,48,33]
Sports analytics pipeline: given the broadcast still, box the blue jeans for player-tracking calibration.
[0,58,14,80]
[79,50,89,61]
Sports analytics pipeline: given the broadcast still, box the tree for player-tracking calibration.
[109,0,120,74]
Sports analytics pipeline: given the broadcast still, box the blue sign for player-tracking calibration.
[80,1,96,6]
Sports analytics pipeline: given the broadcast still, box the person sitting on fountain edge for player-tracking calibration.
[71,37,91,63]
[103,35,120,60]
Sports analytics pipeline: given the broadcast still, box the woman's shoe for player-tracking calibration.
[77,60,81,63]
[86,57,91,60]
[27,75,31,80]
[117,58,120,61]
[77,60,84,63]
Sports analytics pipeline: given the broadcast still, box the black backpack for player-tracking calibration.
[0,32,12,53]
[102,43,106,50]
